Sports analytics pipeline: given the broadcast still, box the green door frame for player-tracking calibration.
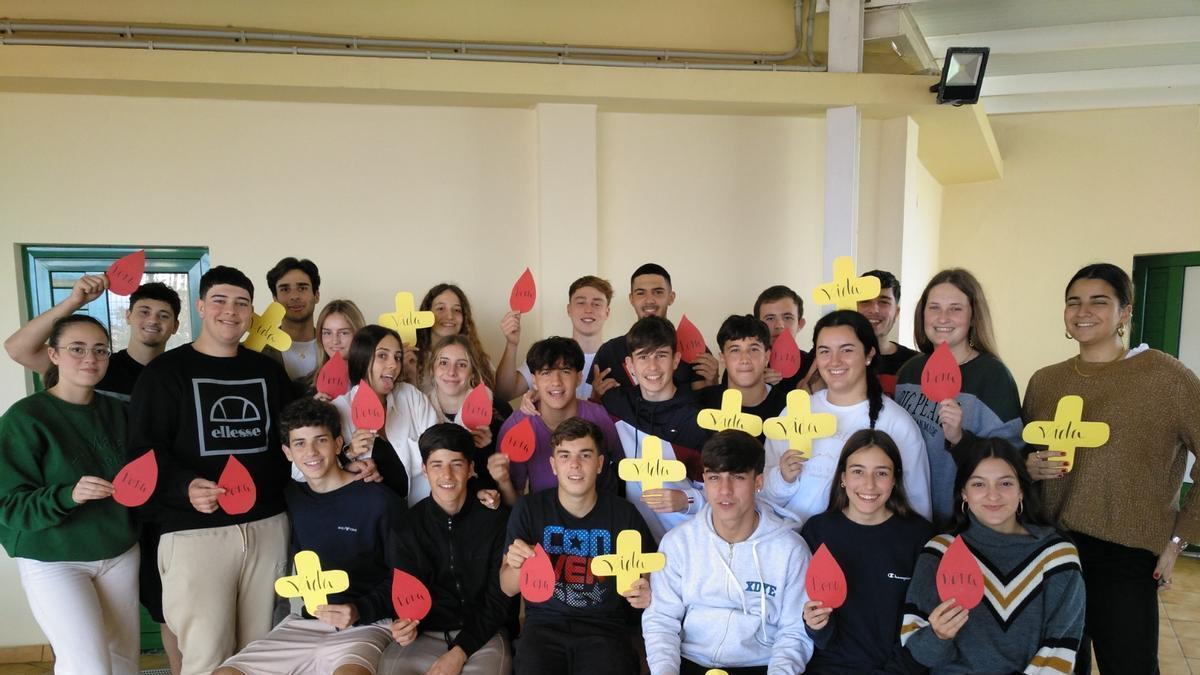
[1130,251,1200,357]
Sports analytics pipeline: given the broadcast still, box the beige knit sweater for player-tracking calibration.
[1023,349,1200,554]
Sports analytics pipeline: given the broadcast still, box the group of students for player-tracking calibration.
[1,255,1197,675]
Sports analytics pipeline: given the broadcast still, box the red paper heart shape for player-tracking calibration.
[217,456,257,515]
[936,535,984,610]
[351,379,385,432]
[921,341,962,402]
[500,417,536,463]
[460,383,493,430]
[106,250,146,296]
[804,543,848,609]
[391,569,433,621]
[315,352,350,399]
[769,329,802,379]
[675,315,706,364]
[113,449,157,507]
[519,543,555,603]
[509,267,537,313]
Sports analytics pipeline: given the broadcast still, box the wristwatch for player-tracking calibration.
[1171,535,1189,553]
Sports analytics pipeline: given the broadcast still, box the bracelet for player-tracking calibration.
[1171,535,1189,553]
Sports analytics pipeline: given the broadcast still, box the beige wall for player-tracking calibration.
[940,106,1200,392]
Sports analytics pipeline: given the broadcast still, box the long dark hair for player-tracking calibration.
[950,437,1048,535]
[811,310,883,428]
[347,324,404,389]
[44,315,110,389]
[826,428,915,518]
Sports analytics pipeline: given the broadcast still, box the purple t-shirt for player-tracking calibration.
[500,399,622,495]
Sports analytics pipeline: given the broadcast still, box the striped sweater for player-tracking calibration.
[900,518,1084,674]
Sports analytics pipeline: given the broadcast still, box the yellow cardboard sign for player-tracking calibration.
[697,389,764,436]
[590,529,667,594]
[379,291,436,345]
[1021,395,1109,472]
[763,390,838,459]
[274,550,350,614]
[243,301,293,353]
[812,256,882,311]
[618,435,686,492]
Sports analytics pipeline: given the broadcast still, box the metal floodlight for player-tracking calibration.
[930,47,990,106]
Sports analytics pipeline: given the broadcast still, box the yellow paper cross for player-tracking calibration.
[618,435,686,491]
[379,291,436,345]
[812,256,883,310]
[1021,395,1109,473]
[698,389,764,436]
[590,529,666,594]
[243,301,293,353]
[764,390,838,459]
[273,550,350,614]
[706,671,729,675]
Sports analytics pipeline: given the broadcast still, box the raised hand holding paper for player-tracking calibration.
[519,543,555,603]
[675,315,707,364]
[769,329,802,378]
[500,417,536,462]
[274,550,350,614]
[618,436,686,491]
[105,250,146,296]
[812,256,882,311]
[763,390,838,459]
[351,379,385,432]
[217,456,256,515]
[697,389,764,436]
[509,267,537,313]
[936,535,984,610]
[378,291,435,345]
[391,569,433,621]
[921,341,962,402]
[113,450,157,507]
[805,543,847,609]
[315,351,351,398]
[460,383,493,430]
[590,529,666,594]
[243,302,293,353]
[1021,395,1109,473]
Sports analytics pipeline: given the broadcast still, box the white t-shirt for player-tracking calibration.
[518,351,596,400]
[761,389,933,525]
[282,339,319,380]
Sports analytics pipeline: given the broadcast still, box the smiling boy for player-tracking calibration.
[266,257,322,381]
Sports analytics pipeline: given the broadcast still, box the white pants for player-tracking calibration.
[16,544,141,675]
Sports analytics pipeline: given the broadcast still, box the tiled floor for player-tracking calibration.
[4,558,1200,673]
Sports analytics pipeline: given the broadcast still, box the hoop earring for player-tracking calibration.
[839,482,845,488]
[960,501,967,514]
[1018,499,1024,516]
[1065,330,1073,340]
[1117,324,1126,337]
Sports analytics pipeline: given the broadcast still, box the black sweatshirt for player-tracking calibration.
[601,384,710,480]
[286,479,404,624]
[387,496,515,656]
[127,344,294,533]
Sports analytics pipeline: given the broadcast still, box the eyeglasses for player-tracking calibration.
[61,345,112,360]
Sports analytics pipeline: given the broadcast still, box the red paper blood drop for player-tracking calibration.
[351,379,385,432]
[921,341,962,402]
[460,383,493,430]
[113,449,157,507]
[500,417,536,462]
[391,569,433,621]
[509,267,537,313]
[769,329,802,378]
[315,352,350,399]
[106,250,146,296]
[675,315,707,364]
[519,543,555,603]
[217,456,257,515]
[936,535,985,610]
[804,543,848,609]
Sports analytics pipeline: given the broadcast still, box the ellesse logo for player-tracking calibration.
[193,378,272,456]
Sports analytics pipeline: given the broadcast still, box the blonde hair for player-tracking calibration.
[314,299,366,371]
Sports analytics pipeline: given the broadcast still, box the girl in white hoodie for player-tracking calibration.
[643,430,813,674]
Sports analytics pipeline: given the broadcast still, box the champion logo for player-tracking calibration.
[887,572,912,581]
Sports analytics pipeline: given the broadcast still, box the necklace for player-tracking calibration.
[1071,348,1128,378]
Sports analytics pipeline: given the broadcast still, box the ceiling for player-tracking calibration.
[905,0,1200,114]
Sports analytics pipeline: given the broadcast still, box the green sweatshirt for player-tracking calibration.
[0,390,136,562]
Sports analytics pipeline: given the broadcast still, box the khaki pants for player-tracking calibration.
[159,512,289,675]
[378,630,511,675]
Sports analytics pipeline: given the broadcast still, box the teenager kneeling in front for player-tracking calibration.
[642,430,813,675]
[216,398,402,675]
